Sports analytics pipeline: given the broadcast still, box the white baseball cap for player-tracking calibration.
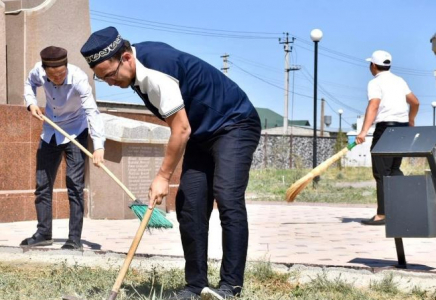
[366,50,392,66]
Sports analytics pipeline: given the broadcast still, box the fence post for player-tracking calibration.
[289,134,293,169]
[263,133,268,169]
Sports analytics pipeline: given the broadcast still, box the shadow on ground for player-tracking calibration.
[349,257,434,271]
[54,239,102,250]
[340,217,367,223]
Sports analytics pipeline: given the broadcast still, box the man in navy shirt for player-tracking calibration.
[81,27,261,300]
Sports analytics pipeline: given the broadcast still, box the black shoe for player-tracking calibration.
[168,289,200,300]
[61,239,83,250]
[20,233,53,247]
[361,216,385,226]
[201,285,235,300]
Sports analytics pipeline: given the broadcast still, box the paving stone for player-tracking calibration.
[1,203,436,273]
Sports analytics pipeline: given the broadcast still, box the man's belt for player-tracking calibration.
[376,121,408,127]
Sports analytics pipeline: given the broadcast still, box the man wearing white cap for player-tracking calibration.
[356,50,419,225]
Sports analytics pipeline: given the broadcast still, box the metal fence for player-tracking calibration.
[252,134,337,169]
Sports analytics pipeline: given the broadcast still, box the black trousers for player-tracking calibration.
[370,122,408,215]
[176,123,261,295]
[35,130,88,240]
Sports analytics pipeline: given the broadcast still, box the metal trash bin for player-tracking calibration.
[371,126,436,268]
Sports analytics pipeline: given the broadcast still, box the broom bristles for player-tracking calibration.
[129,201,173,229]
[286,145,354,202]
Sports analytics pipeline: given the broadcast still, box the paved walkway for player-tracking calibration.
[0,202,435,272]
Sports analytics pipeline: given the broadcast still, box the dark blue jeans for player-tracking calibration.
[35,130,88,240]
[370,122,409,215]
[176,123,261,295]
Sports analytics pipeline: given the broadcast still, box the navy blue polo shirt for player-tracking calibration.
[131,42,259,142]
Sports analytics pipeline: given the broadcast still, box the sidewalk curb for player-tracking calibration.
[1,245,434,276]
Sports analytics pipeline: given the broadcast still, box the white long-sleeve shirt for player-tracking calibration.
[24,62,105,150]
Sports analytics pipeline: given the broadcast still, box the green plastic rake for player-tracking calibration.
[129,200,172,228]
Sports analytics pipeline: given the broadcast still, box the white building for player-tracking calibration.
[344,115,375,167]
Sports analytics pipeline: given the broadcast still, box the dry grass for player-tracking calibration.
[1,260,436,300]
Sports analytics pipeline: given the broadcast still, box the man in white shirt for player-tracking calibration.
[356,50,419,225]
[20,46,105,249]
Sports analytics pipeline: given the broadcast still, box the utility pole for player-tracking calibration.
[221,53,229,75]
[288,64,301,169]
[279,33,296,135]
[320,98,325,136]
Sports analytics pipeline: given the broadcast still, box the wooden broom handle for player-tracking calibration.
[107,200,155,300]
[42,115,157,300]
[41,115,137,201]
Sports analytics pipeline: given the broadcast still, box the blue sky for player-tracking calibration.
[89,0,436,131]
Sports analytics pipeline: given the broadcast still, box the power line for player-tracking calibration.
[91,10,281,35]
[90,9,433,116]
[324,100,353,126]
[91,9,433,76]
[319,84,364,115]
[231,56,370,95]
[231,55,282,73]
[91,10,280,40]
[296,43,433,77]
[229,61,313,99]
[296,43,370,68]
[296,44,432,77]
[97,91,136,98]
[300,68,364,115]
[231,55,364,92]
[294,36,433,76]
[91,17,279,39]
[230,59,365,115]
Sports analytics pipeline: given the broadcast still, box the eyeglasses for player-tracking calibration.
[93,57,123,82]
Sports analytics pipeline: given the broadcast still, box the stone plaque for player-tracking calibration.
[122,144,164,203]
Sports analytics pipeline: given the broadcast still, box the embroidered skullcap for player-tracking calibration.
[80,26,124,68]
[40,46,68,67]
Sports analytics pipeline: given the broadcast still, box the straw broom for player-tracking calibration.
[285,142,357,202]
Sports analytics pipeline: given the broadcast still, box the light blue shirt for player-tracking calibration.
[24,62,105,150]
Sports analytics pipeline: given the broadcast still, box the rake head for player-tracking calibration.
[129,200,173,229]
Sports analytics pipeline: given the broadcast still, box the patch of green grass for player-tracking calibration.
[247,168,376,203]
[296,183,376,204]
[247,158,428,204]
[247,158,429,204]
[322,166,374,182]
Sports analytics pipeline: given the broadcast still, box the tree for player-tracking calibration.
[334,131,348,170]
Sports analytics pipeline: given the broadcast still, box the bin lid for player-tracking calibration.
[372,126,436,156]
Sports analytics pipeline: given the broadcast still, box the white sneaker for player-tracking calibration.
[201,287,224,300]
